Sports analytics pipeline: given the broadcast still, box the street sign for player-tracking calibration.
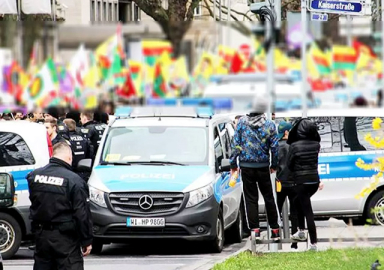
[311,12,329,21]
[308,0,364,15]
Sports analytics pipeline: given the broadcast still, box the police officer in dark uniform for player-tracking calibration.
[63,118,93,181]
[46,106,70,141]
[66,109,83,134]
[27,142,92,270]
[45,119,72,147]
[80,111,106,158]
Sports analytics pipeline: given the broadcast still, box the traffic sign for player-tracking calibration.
[311,12,329,21]
[309,0,364,15]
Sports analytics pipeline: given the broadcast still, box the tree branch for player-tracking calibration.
[203,0,252,36]
[186,0,201,20]
[131,0,168,22]
[207,0,256,21]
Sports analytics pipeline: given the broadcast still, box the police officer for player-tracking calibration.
[46,106,70,141]
[80,111,106,158]
[63,118,93,181]
[45,119,71,146]
[27,142,92,270]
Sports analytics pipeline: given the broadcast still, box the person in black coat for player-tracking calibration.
[287,118,321,251]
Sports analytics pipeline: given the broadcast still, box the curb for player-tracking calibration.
[177,240,250,270]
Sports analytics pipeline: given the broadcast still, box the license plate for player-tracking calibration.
[127,217,165,227]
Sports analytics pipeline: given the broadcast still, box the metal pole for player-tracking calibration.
[219,0,223,45]
[17,0,21,21]
[227,0,231,47]
[52,0,56,21]
[301,0,308,118]
[266,19,278,252]
[346,15,352,46]
[282,200,290,239]
[18,22,23,67]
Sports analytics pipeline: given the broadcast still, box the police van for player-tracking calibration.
[0,121,50,259]
[271,108,384,225]
[87,103,245,254]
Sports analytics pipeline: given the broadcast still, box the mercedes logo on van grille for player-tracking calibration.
[138,195,154,210]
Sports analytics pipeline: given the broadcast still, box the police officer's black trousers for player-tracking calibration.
[34,228,83,270]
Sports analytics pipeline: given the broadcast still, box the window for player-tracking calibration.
[102,126,208,165]
[0,132,35,167]
[90,0,95,21]
[275,117,342,153]
[108,3,113,21]
[97,1,101,21]
[310,117,341,153]
[103,2,107,21]
[114,3,118,21]
[194,2,202,16]
[214,126,224,170]
[134,4,141,21]
[341,117,382,152]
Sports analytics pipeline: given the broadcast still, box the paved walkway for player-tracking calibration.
[251,225,384,252]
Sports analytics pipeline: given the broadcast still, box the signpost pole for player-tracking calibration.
[346,15,353,47]
[301,0,308,118]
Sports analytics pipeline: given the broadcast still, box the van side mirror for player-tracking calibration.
[220,159,231,172]
[0,173,15,208]
[77,159,92,172]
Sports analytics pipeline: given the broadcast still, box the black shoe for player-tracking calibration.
[28,245,35,251]
[271,229,280,241]
[250,228,261,240]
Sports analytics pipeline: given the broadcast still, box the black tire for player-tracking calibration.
[90,240,103,255]
[208,209,225,253]
[365,190,384,225]
[227,205,244,244]
[0,213,22,260]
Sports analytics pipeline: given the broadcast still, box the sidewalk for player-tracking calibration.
[251,225,384,252]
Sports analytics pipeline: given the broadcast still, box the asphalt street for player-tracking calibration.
[3,219,347,270]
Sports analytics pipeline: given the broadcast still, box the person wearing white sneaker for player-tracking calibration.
[291,230,307,241]
[287,118,321,250]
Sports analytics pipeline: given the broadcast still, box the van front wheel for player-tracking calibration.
[0,213,22,259]
[208,209,224,253]
[366,190,384,225]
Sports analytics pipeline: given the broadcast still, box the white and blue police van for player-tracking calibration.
[272,108,384,225]
[87,99,245,254]
[0,121,50,259]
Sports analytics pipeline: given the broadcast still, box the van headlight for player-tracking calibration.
[186,184,214,208]
[89,186,107,208]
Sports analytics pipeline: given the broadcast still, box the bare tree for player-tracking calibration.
[131,0,201,57]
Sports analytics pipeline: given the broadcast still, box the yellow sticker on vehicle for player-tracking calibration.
[105,154,121,162]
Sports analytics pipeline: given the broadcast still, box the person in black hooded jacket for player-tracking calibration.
[286,118,321,251]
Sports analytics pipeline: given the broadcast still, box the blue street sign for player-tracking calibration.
[311,12,329,21]
[309,0,363,15]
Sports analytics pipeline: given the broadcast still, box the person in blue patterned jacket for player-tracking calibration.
[230,95,280,240]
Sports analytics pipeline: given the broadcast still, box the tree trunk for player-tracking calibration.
[159,21,191,58]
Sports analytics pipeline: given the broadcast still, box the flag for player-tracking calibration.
[152,52,171,98]
[353,39,375,58]
[21,0,52,14]
[309,44,331,75]
[142,40,173,67]
[230,52,244,73]
[68,44,90,97]
[128,61,144,97]
[117,70,136,99]
[25,58,59,108]
[27,41,39,78]
[332,45,357,71]
[0,0,17,14]
[4,62,29,103]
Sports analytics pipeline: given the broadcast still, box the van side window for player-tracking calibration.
[214,126,224,169]
[341,117,382,152]
[219,122,232,158]
[0,132,36,166]
[310,117,341,153]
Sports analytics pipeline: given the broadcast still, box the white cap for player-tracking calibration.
[251,95,268,113]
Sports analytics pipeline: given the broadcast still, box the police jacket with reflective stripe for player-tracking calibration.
[287,118,321,184]
[81,121,106,156]
[27,158,93,247]
[68,131,90,167]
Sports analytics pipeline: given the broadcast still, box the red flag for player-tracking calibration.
[230,52,244,73]
[353,39,375,57]
[117,70,136,98]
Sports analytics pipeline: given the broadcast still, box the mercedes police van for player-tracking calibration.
[0,121,50,259]
[87,102,245,254]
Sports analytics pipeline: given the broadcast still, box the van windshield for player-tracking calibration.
[101,126,209,165]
